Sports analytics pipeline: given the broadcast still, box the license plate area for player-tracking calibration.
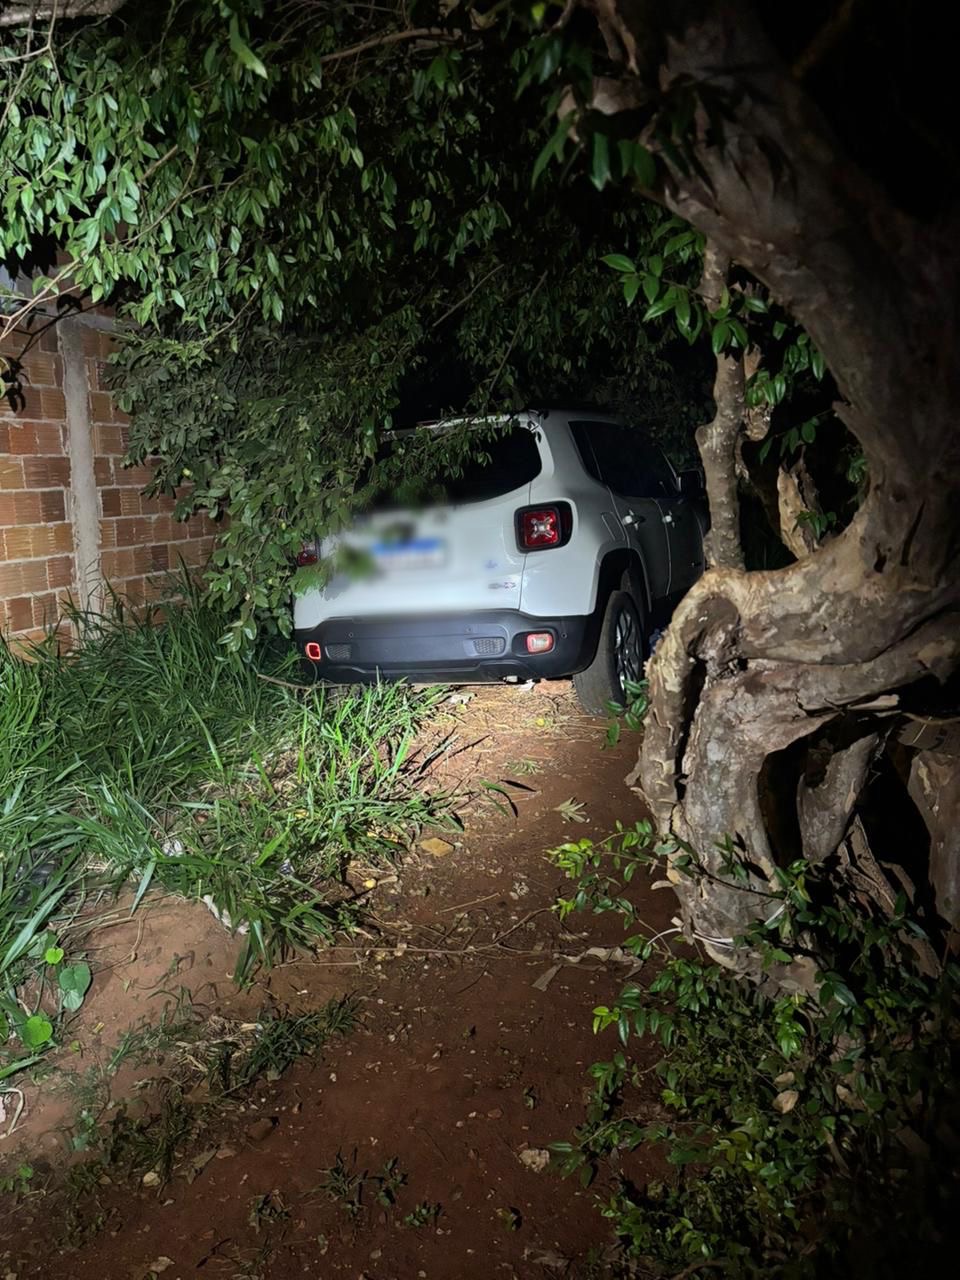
[371,537,446,571]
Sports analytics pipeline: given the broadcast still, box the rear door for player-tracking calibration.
[570,420,671,601]
[620,430,705,594]
[311,424,541,618]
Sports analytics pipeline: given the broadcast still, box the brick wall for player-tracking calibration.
[1,316,217,647]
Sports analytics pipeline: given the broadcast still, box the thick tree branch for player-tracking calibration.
[695,242,744,570]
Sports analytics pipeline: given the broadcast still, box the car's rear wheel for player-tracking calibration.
[573,588,646,715]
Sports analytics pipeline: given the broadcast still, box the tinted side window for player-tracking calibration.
[571,421,675,498]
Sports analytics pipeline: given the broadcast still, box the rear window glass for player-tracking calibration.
[361,425,541,510]
[441,428,542,503]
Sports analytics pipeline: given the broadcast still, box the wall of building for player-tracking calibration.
[1,313,217,647]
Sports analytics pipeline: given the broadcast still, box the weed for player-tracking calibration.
[1,582,448,1081]
[318,1149,366,1217]
[402,1200,442,1228]
[373,1155,407,1207]
[504,758,542,776]
[248,1190,290,1233]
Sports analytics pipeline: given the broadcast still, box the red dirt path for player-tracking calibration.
[1,683,673,1280]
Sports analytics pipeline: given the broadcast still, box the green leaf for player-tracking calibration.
[711,320,730,354]
[44,946,64,966]
[602,254,636,274]
[229,16,268,79]
[590,132,611,191]
[58,962,92,1002]
[21,1015,53,1049]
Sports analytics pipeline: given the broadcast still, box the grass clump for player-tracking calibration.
[1,581,448,1082]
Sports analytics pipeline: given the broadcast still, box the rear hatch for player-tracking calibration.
[294,420,543,629]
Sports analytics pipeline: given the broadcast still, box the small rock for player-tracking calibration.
[246,1116,278,1142]
[214,1146,237,1160]
[487,1108,503,1119]
[141,1171,160,1188]
[774,1071,795,1087]
[518,1147,550,1173]
[147,1260,174,1275]
[773,1089,799,1114]
[420,837,454,857]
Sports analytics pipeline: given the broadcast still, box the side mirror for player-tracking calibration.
[678,468,705,497]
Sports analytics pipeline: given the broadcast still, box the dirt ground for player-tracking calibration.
[0,682,674,1280]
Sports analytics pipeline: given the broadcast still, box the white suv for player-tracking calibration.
[294,409,707,713]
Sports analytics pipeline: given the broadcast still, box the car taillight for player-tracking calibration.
[524,632,555,654]
[515,502,572,551]
[297,541,319,567]
[304,642,322,661]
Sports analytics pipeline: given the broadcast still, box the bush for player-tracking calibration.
[550,822,960,1278]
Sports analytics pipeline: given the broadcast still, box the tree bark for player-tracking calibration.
[585,0,960,962]
[695,243,745,571]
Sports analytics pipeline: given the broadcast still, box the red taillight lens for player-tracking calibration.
[516,502,572,551]
[519,508,560,548]
[296,542,318,567]
[524,632,555,654]
[304,642,322,661]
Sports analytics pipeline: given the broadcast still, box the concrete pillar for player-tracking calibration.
[58,318,102,612]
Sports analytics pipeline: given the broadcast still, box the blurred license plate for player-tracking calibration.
[372,537,445,570]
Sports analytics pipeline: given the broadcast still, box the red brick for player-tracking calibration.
[21,456,71,488]
[39,389,66,420]
[7,596,33,631]
[2,526,34,559]
[32,592,60,628]
[93,424,125,455]
[101,548,135,579]
[21,352,61,387]
[16,560,48,594]
[149,543,169,572]
[94,455,114,485]
[100,488,122,518]
[0,492,42,526]
[0,562,24,595]
[39,490,66,523]
[49,523,74,554]
[4,421,64,455]
[99,520,118,548]
[0,458,23,489]
[117,463,156,488]
[123,575,146,604]
[88,391,114,423]
[118,488,141,517]
[47,556,74,589]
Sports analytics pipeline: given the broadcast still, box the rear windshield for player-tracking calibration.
[362,425,541,509]
[442,428,542,503]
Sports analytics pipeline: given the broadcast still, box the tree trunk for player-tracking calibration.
[584,1,960,962]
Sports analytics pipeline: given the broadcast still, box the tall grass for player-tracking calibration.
[1,581,448,1079]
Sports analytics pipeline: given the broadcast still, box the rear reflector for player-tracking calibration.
[297,543,319,567]
[524,632,555,654]
[304,642,322,661]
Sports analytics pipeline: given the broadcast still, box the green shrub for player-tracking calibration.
[551,822,960,1278]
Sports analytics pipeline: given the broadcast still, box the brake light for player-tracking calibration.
[525,632,555,654]
[516,502,572,551]
[297,541,319,567]
[304,642,322,661]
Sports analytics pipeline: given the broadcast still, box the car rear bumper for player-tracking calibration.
[294,609,598,683]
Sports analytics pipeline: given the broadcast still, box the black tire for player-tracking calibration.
[573,588,646,715]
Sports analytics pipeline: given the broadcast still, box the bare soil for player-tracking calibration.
[1,683,673,1280]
